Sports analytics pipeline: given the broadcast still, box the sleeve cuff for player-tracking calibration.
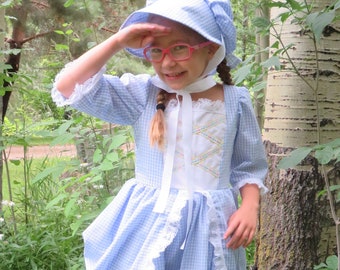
[51,61,106,107]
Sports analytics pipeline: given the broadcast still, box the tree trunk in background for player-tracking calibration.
[255,0,340,268]
[0,6,5,212]
[254,2,269,129]
[3,3,28,121]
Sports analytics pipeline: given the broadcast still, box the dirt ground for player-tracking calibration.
[4,144,77,160]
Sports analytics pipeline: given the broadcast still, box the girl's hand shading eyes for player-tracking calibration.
[117,23,172,50]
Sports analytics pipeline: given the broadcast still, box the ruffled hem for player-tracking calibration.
[51,61,106,107]
[204,191,228,269]
[144,191,188,269]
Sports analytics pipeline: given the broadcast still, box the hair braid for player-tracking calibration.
[216,58,234,85]
[149,90,167,149]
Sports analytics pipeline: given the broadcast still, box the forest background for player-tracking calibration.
[0,0,339,269]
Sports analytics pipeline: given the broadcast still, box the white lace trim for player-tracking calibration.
[204,192,228,270]
[144,192,188,269]
[51,61,106,107]
[166,98,224,112]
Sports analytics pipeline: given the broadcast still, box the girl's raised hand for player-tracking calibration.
[117,23,172,50]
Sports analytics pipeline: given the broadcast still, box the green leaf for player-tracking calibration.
[335,0,340,10]
[32,165,64,184]
[252,81,267,92]
[330,185,340,192]
[46,194,68,209]
[9,159,21,166]
[278,147,312,169]
[306,10,335,41]
[56,120,74,134]
[93,148,103,163]
[315,146,334,164]
[234,64,252,85]
[335,148,340,163]
[252,17,271,28]
[99,159,116,171]
[1,0,13,7]
[271,41,280,49]
[287,0,303,10]
[64,0,74,8]
[70,209,102,236]
[64,197,78,218]
[50,133,75,146]
[323,138,340,148]
[54,30,64,35]
[261,56,281,69]
[279,12,291,23]
[313,262,328,269]
[326,255,338,270]
[55,44,70,51]
[106,152,119,163]
[65,29,73,35]
[109,134,127,150]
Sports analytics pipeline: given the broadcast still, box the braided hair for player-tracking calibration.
[149,90,168,149]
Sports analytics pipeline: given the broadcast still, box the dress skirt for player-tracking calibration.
[83,178,246,270]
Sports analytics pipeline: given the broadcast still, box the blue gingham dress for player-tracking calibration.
[52,65,268,270]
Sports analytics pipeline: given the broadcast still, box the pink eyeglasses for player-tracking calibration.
[143,41,213,63]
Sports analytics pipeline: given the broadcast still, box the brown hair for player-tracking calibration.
[149,59,233,149]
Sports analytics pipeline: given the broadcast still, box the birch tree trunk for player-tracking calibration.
[0,6,5,212]
[254,2,269,129]
[255,0,340,268]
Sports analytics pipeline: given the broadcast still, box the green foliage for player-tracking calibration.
[278,138,340,169]
[1,0,19,8]
[1,110,135,269]
[246,240,256,267]
[0,172,85,269]
[314,255,338,270]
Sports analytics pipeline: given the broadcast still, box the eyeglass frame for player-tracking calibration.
[143,41,213,63]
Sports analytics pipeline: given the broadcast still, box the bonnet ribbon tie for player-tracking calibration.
[151,75,216,248]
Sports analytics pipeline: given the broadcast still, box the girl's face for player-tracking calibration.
[147,17,218,90]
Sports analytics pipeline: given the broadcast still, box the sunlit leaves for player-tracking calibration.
[314,255,338,270]
[278,147,313,169]
[278,139,340,169]
[306,10,336,41]
[64,0,74,8]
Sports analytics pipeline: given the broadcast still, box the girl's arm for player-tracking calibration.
[223,87,267,249]
[223,184,260,249]
[55,23,171,98]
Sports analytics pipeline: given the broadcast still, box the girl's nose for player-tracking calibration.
[161,53,176,67]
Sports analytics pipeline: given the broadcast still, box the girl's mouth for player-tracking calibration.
[165,71,185,79]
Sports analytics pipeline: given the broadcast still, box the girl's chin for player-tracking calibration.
[163,78,190,90]
[164,83,186,90]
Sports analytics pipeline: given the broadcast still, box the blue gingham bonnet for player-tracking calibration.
[120,0,241,69]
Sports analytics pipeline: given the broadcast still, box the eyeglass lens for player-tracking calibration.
[145,44,191,62]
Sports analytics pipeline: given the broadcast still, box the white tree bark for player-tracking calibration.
[263,0,340,147]
[0,6,5,210]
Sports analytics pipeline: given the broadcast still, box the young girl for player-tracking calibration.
[52,0,268,269]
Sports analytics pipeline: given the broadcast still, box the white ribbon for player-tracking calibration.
[151,75,216,248]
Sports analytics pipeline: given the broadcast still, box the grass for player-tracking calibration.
[2,156,75,202]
